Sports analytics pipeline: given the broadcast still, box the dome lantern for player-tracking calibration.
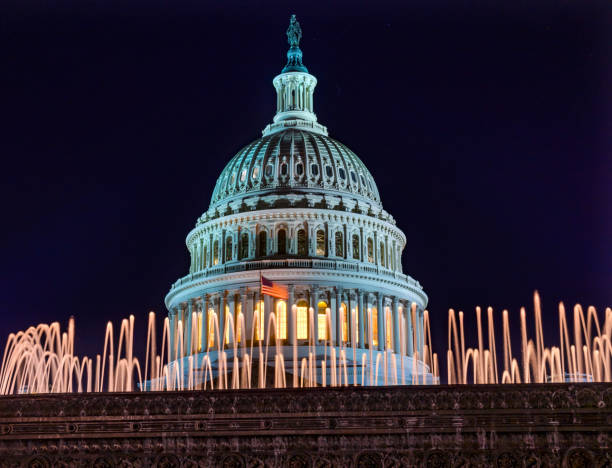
[263,15,328,137]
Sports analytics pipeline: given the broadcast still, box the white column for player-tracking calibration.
[377,293,384,351]
[392,297,400,353]
[358,290,365,349]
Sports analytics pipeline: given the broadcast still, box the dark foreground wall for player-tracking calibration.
[0,383,611,467]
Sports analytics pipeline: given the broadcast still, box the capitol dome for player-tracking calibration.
[162,16,433,388]
[209,129,382,215]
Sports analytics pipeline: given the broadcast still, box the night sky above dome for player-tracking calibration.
[1,1,610,364]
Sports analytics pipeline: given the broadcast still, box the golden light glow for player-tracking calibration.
[197,311,203,351]
[225,304,230,344]
[341,303,348,342]
[208,309,215,348]
[372,307,378,347]
[254,300,264,340]
[276,300,287,339]
[296,300,308,339]
[236,302,242,343]
[318,301,328,340]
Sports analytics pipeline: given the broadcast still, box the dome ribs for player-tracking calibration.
[208,129,383,217]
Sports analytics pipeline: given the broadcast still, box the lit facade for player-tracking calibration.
[164,16,431,384]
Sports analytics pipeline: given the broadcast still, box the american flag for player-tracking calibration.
[260,274,288,300]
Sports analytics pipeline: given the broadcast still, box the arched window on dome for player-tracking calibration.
[238,233,249,260]
[297,229,307,256]
[296,162,304,177]
[213,241,219,265]
[352,234,360,260]
[225,237,233,263]
[203,245,208,268]
[277,229,287,255]
[379,242,386,268]
[257,231,267,257]
[280,162,288,176]
[335,231,343,257]
[296,299,308,340]
[316,230,326,256]
[367,238,374,263]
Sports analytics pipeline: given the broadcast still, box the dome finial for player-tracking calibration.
[282,15,308,73]
[287,14,302,47]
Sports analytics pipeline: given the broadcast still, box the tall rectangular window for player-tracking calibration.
[316,230,325,256]
[276,300,287,339]
[297,305,308,339]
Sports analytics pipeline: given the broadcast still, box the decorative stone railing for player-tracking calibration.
[0,383,610,467]
[170,258,423,291]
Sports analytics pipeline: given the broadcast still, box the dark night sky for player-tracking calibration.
[1,1,611,371]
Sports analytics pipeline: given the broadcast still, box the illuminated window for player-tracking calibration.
[367,238,374,263]
[335,231,343,257]
[213,241,219,265]
[386,308,393,349]
[236,302,242,343]
[296,300,308,339]
[252,166,260,180]
[225,237,233,262]
[371,308,378,347]
[254,300,265,341]
[225,304,231,343]
[316,230,325,256]
[257,231,267,257]
[276,301,287,339]
[197,311,203,351]
[341,303,348,342]
[379,242,385,268]
[240,169,247,182]
[297,229,307,256]
[239,233,248,260]
[278,229,287,255]
[318,301,328,340]
[352,234,360,260]
[208,309,215,348]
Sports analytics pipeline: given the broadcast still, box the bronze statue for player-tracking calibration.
[287,14,302,47]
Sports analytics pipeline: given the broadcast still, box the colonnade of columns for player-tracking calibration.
[168,285,425,362]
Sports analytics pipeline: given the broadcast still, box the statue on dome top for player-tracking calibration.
[287,15,302,47]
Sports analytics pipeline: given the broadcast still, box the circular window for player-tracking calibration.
[338,168,346,180]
